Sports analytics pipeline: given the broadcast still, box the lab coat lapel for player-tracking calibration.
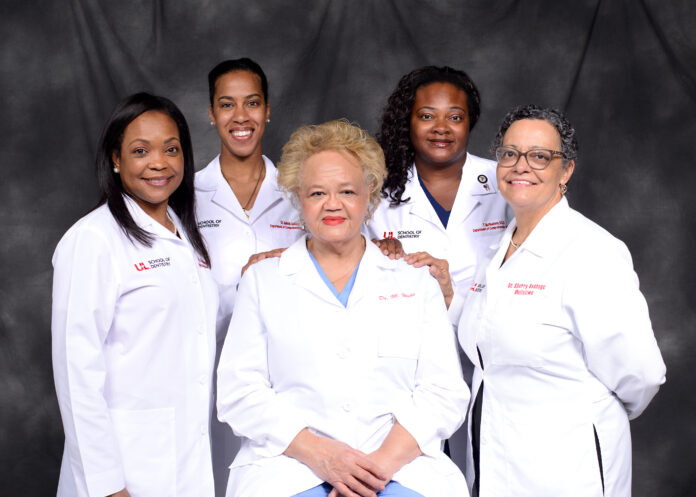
[246,157,293,224]
[278,236,343,307]
[346,239,398,308]
[406,167,441,227]
[123,194,182,242]
[448,153,498,228]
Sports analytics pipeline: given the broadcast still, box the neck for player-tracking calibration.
[511,195,563,244]
[136,199,175,233]
[414,158,465,184]
[307,235,366,265]
[219,149,265,180]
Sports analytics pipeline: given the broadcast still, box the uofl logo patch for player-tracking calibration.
[133,257,171,271]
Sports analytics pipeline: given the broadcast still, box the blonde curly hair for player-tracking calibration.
[277,119,387,216]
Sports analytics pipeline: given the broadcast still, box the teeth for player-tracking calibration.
[146,178,168,185]
[511,180,533,185]
[232,130,252,137]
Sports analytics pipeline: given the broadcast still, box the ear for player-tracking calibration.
[562,160,575,185]
[265,103,271,123]
[112,151,120,171]
[208,106,215,126]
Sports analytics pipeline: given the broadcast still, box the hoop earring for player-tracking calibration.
[560,183,568,195]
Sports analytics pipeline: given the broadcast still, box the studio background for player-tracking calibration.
[1,0,694,495]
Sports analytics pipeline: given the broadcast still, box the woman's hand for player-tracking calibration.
[403,252,454,308]
[371,238,404,259]
[240,248,286,276]
[285,429,388,497]
[107,489,131,497]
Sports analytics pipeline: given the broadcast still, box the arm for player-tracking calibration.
[51,227,126,497]
[403,252,454,308]
[390,274,469,456]
[286,429,388,497]
[565,240,666,419]
[216,264,311,457]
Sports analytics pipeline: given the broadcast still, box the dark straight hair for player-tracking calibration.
[207,57,269,105]
[96,92,211,266]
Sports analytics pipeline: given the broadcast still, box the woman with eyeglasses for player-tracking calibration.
[458,105,666,497]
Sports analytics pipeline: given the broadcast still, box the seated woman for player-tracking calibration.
[458,105,666,497]
[217,119,470,497]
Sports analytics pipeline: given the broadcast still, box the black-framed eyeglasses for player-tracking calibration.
[495,146,565,170]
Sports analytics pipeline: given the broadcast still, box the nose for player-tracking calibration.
[324,192,341,210]
[232,105,249,124]
[148,151,168,169]
[511,153,532,173]
[432,115,450,135]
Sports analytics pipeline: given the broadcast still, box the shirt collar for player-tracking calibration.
[123,194,182,241]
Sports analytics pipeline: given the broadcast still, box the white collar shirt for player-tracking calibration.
[52,196,218,497]
[458,197,666,497]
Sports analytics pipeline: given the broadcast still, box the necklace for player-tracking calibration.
[165,211,179,237]
[509,237,520,249]
[242,162,265,218]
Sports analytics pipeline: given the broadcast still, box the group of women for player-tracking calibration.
[51,58,666,497]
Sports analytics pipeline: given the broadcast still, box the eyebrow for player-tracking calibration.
[126,137,180,147]
[415,105,467,112]
[217,93,262,101]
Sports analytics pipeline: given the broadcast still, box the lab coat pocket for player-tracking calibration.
[110,407,176,497]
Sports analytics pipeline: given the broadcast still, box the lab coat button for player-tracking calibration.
[196,326,203,335]
[190,275,198,284]
[342,403,352,412]
[200,424,207,435]
[337,350,347,359]
[199,374,207,385]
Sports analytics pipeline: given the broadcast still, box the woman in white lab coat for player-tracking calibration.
[196,58,303,338]
[368,66,512,320]
[52,93,218,497]
[217,119,470,497]
[458,105,666,497]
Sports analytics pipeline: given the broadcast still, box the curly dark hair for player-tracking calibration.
[377,66,481,205]
[491,104,578,167]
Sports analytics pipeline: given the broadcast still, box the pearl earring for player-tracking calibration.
[113,167,119,173]
[210,121,215,126]
[266,118,270,124]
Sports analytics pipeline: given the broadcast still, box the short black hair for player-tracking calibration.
[95,92,210,265]
[492,104,578,164]
[207,57,268,105]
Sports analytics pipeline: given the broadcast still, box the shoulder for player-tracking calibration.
[53,205,120,261]
[562,206,633,269]
[194,156,220,191]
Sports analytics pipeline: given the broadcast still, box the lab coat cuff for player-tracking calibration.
[85,468,126,497]
[392,406,441,458]
[265,413,308,457]
[447,289,465,328]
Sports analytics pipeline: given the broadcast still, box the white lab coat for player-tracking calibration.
[457,197,666,497]
[195,155,303,339]
[217,236,470,497]
[52,196,218,497]
[367,153,512,325]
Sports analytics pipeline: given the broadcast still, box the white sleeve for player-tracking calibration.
[51,226,125,497]
[216,265,308,457]
[564,240,666,420]
[392,275,470,456]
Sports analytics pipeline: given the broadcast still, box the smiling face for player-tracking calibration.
[298,149,370,251]
[112,110,183,217]
[209,69,270,161]
[409,82,471,170]
[497,118,574,220]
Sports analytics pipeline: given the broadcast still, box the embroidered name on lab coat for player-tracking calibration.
[507,282,547,296]
[472,220,507,233]
[378,292,416,300]
[470,283,485,293]
[269,220,303,230]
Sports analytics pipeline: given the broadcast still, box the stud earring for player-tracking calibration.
[560,183,568,195]
[210,121,215,126]
[266,118,270,124]
[113,167,119,173]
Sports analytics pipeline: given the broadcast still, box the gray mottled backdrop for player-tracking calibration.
[1,0,694,495]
